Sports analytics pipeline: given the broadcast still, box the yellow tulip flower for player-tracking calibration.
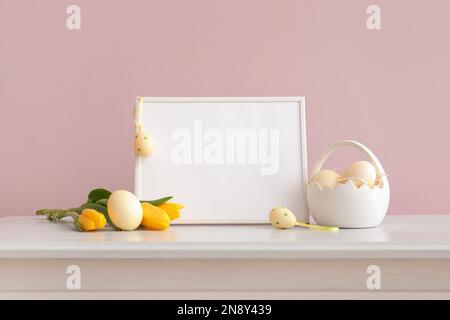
[158,202,184,221]
[74,209,107,231]
[141,203,170,230]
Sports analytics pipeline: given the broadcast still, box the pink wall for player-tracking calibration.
[1,0,449,216]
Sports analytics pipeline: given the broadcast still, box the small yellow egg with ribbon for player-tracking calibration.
[269,207,338,231]
[134,128,154,157]
[134,96,154,157]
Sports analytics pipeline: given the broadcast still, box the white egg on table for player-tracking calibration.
[107,190,143,231]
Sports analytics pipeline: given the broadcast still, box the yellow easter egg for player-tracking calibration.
[134,129,154,157]
[311,169,341,189]
[342,160,377,188]
[268,207,297,229]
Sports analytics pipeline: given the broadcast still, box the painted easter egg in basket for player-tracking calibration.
[307,140,390,228]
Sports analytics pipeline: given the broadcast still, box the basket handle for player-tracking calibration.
[310,140,386,179]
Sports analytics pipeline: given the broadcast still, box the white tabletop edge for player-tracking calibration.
[1,215,450,259]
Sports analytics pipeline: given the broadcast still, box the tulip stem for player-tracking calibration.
[66,211,80,221]
[36,207,81,221]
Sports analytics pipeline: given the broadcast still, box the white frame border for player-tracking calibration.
[134,97,308,224]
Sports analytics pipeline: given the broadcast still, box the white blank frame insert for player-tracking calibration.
[134,97,308,224]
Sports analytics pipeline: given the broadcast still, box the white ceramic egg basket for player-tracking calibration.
[307,140,390,228]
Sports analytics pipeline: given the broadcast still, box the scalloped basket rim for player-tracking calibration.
[307,178,388,193]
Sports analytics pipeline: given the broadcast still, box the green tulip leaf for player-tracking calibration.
[88,188,112,203]
[141,196,173,207]
[94,198,108,207]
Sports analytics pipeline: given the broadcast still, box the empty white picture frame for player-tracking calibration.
[134,97,308,224]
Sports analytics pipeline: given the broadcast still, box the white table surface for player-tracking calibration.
[1,215,450,259]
